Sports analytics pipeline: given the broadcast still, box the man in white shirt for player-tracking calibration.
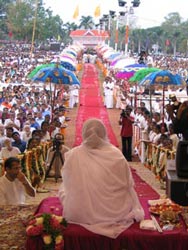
[0,157,35,205]
[0,138,21,159]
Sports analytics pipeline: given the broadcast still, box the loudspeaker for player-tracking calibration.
[176,141,188,178]
[166,170,188,206]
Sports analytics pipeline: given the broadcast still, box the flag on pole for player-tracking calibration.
[125,25,129,44]
[73,5,79,19]
[94,5,101,17]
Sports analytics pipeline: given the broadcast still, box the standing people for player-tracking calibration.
[119,106,134,161]
[103,76,114,108]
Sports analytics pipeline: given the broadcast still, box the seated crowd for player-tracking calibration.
[0,98,71,196]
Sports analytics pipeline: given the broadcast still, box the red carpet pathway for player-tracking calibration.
[73,63,119,147]
[73,63,159,207]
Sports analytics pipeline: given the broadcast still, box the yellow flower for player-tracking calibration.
[35,217,44,225]
[43,234,52,245]
[54,215,63,223]
[55,235,63,245]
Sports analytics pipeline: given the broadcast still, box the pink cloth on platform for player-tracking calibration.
[26,196,188,250]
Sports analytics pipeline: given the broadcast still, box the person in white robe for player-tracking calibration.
[58,118,144,239]
[68,85,80,108]
[103,77,114,108]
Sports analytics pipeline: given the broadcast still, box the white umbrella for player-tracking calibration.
[111,58,136,69]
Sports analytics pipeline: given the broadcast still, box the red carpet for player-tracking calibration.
[73,63,119,147]
[73,63,160,206]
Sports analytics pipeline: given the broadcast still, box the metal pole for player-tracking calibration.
[30,0,38,58]
[115,17,119,51]
[124,10,129,55]
[108,15,111,46]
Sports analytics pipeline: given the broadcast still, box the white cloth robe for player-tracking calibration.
[103,81,114,108]
[58,143,144,238]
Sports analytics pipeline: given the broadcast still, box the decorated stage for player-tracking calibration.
[25,169,188,250]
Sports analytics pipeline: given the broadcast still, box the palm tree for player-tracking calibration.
[79,15,95,30]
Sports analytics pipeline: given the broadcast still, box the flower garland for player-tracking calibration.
[31,148,40,176]
[36,146,46,183]
[21,153,31,183]
[26,213,67,250]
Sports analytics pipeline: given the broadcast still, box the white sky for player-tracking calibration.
[44,0,188,28]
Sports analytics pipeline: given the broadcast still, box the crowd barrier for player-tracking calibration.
[133,125,176,181]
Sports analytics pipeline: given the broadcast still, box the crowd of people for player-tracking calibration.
[0,42,188,239]
[0,43,81,203]
[100,51,188,189]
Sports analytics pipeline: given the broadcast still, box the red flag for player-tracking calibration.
[125,25,129,44]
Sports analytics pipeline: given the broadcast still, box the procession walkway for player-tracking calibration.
[26,63,165,206]
[0,62,166,250]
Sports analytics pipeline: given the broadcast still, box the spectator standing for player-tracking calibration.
[119,106,134,161]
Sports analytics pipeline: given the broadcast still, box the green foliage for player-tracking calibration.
[0,1,187,56]
[79,15,95,29]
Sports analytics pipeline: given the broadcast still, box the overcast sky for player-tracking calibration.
[44,0,188,28]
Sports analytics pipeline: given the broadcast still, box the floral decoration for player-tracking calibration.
[26,213,67,250]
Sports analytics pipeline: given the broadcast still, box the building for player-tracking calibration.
[70,30,109,48]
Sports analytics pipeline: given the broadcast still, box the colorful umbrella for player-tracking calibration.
[110,58,136,69]
[139,70,185,86]
[32,65,80,85]
[31,64,80,114]
[107,52,121,60]
[60,54,76,61]
[129,67,161,82]
[115,64,147,79]
[51,61,76,71]
[52,57,76,67]
[63,49,77,57]
[139,70,186,124]
[28,63,55,79]
[115,71,135,79]
[123,63,147,71]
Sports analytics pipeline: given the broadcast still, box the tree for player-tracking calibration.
[0,0,15,38]
[79,16,95,29]
[161,12,182,56]
[7,1,35,40]
[61,22,78,46]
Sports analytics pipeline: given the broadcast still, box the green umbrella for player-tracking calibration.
[129,67,161,82]
[28,63,58,79]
